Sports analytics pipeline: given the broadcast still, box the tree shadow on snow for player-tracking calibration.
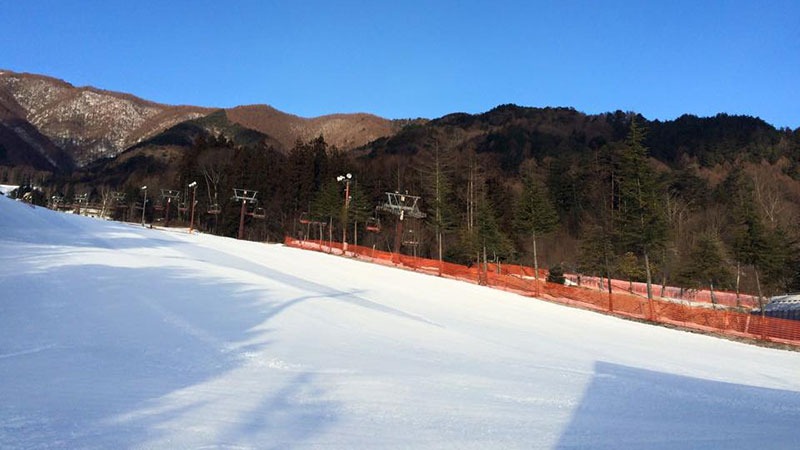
[555,361,800,450]
[0,257,345,448]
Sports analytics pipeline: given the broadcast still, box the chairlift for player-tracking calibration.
[178,202,188,213]
[299,212,311,224]
[154,201,164,211]
[207,203,221,215]
[402,228,419,246]
[366,217,381,233]
[252,207,266,219]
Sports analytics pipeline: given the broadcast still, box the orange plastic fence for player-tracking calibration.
[564,275,759,308]
[285,237,800,347]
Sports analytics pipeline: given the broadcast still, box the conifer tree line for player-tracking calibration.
[21,109,800,304]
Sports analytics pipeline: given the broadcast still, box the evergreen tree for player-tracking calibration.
[455,191,513,275]
[614,120,667,309]
[347,183,371,246]
[578,142,619,295]
[415,138,457,262]
[311,182,342,243]
[760,227,797,297]
[678,233,731,304]
[514,174,559,283]
[732,205,771,311]
[616,252,645,292]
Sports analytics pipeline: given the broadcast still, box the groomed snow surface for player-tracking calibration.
[1,195,799,450]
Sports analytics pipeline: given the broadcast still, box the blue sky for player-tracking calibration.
[1,1,798,127]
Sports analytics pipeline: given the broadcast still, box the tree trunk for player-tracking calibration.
[476,251,482,284]
[532,230,539,282]
[603,251,613,311]
[735,261,741,307]
[644,251,655,320]
[660,248,668,298]
[754,268,765,317]
[483,242,488,284]
[709,280,717,305]
[437,230,443,276]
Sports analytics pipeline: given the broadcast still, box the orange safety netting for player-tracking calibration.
[285,237,800,347]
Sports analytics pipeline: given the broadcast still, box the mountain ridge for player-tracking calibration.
[0,69,400,168]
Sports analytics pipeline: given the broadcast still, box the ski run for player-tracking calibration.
[1,194,799,449]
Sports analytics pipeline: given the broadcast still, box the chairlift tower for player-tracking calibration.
[73,193,89,215]
[378,191,426,255]
[50,195,64,210]
[232,188,259,240]
[160,189,181,227]
[111,192,127,220]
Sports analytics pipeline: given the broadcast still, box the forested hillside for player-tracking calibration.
[6,105,800,299]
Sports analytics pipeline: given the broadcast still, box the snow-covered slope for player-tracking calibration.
[1,195,799,449]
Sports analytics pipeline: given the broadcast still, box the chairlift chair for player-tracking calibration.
[154,201,164,211]
[366,217,381,233]
[178,202,188,213]
[252,207,266,219]
[402,228,419,246]
[299,212,311,224]
[207,203,221,215]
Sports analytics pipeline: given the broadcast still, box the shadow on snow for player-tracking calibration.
[555,361,800,449]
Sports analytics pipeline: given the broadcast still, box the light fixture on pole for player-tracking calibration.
[188,181,197,234]
[337,173,353,247]
[140,186,147,227]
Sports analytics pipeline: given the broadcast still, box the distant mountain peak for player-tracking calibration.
[0,69,401,169]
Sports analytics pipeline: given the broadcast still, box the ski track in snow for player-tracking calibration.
[1,195,800,449]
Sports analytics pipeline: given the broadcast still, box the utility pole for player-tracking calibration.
[188,181,197,233]
[140,186,147,226]
[337,173,352,247]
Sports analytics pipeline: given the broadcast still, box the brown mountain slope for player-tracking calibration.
[0,69,403,168]
[0,85,73,171]
[226,105,400,151]
[0,70,211,166]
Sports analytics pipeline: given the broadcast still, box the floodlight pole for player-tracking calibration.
[337,173,352,247]
[188,181,197,234]
[141,186,147,227]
